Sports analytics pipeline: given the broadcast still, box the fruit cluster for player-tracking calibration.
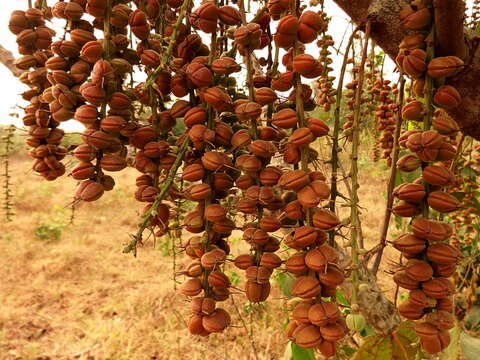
[9,6,66,181]
[373,79,397,166]
[392,0,464,354]
[313,14,335,112]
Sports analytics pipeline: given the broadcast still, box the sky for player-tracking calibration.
[0,0,475,131]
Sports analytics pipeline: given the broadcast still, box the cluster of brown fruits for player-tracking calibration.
[9,6,67,181]
[392,0,464,354]
[372,79,398,166]
[341,59,360,139]
[283,203,347,356]
[314,29,336,111]
[10,0,350,346]
[448,144,480,246]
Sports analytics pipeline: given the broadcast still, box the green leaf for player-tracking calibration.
[396,321,418,343]
[274,271,294,298]
[460,331,480,360]
[464,305,480,331]
[392,321,419,360]
[476,22,480,35]
[291,343,315,360]
[353,335,393,360]
[336,288,350,307]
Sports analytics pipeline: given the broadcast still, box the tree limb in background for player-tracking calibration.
[333,0,480,141]
[0,44,24,77]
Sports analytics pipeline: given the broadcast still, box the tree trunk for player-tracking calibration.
[333,0,480,140]
[0,44,24,78]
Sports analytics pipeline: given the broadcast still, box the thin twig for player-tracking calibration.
[329,28,359,244]
[123,138,191,255]
[349,21,371,305]
[372,74,405,276]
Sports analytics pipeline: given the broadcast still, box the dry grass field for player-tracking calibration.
[0,146,397,360]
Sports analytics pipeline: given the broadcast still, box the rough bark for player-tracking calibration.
[0,44,24,77]
[333,0,480,140]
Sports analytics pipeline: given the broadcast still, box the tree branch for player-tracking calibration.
[332,0,480,140]
[433,0,467,59]
[0,44,24,77]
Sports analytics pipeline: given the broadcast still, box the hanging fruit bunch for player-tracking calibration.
[448,142,480,247]
[392,0,465,354]
[10,4,66,181]
[365,50,381,162]
[313,11,335,112]
[374,79,398,167]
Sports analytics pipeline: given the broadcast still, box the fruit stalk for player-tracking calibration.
[124,137,191,255]
[349,20,371,304]
[329,28,357,243]
[372,74,406,276]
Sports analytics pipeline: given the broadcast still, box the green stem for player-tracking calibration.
[329,29,358,244]
[123,138,191,255]
[372,75,406,276]
[350,22,371,304]
[422,25,436,219]
[145,0,191,86]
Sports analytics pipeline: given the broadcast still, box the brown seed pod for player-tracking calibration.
[411,218,452,242]
[425,310,455,330]
[397,154,422,172]
[402,101,424,121]
[312,209,340,231]
[297,180,330,208]
[234,254,255,270]
[408,289,437,309]
[427,191,461,213]
[319,322,345,342]
[204,204,227,222]
[434,85,461,109]
[426,243,462,265]
[432,263,456,277]
[397,48,427,78]
[245,281,270,302]
[278,169,310,190]
[292,301,314,324]
[201,249,227,269]
[318,264,344,288]
[305,245,338,271]
[255,87,278,105]
[245,265,272,284]
[297,10,323,44]
[307,117,329,137]
[422,165,455,186]
[393,270,420,290]
[308,301,340,326]
[393,183,426,203]
[181,278,203,296]
[392,201,421,217]
[75,180,104,201]
[259,216,281,232]
[436,296,454,312]
[208,271,231,289]
[293,324,322,348]
[291,276,322,298]
[432,109,459,135]
[285,252,308,274]
[405,259,433,282]
[202,308,231,333]
[260,253,282,269]
[423,278,455,299]
[190,297,216,315]
[398,298,426,319]
[427,56,464,79]
[272,108,299,129]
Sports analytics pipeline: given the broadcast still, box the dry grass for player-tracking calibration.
[0,147,401,360]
